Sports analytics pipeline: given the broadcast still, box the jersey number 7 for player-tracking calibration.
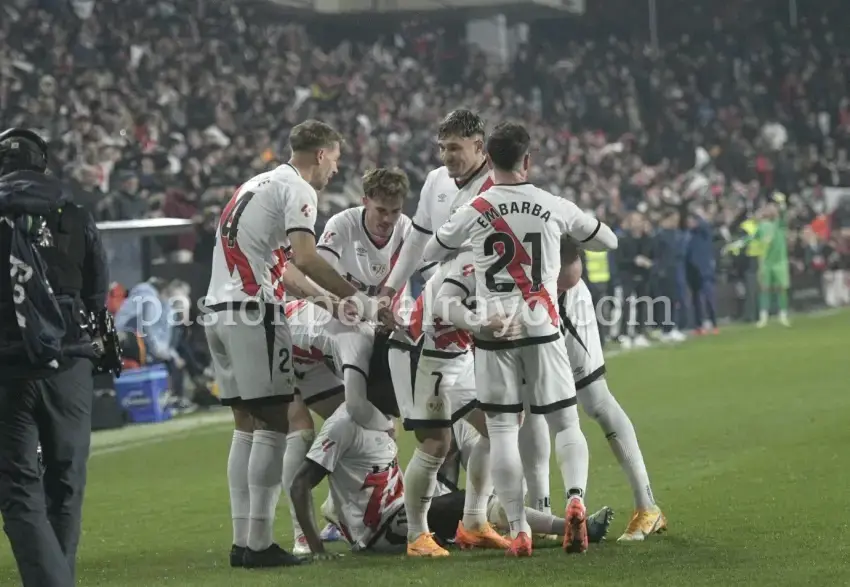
[219,189,258,295]
[483,231,543,293]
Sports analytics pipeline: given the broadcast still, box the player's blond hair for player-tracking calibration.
[362,168,410,201]
[289,120,344,153]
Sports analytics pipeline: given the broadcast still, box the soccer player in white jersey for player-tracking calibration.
[387,249,518,557]
[282,297,394,555]
[555,240,667,542]
[421,121,618,557]
[317,168,419,301]
[203,120,397,569]
[377,110,535,557]
[289,403,614,555]
[379,109,493,302]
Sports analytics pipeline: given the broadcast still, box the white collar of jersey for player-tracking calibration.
[454,159,488,190]
[283,162,301,177]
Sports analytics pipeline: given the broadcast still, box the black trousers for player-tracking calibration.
[620,277,650,336]
[0,358,93,587]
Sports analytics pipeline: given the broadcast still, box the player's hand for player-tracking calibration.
[311,552,343,562]
[481,313,521,339]
[377,286,397,310]
[376,306,402,333]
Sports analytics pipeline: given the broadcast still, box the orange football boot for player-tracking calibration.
[455,521,511,550]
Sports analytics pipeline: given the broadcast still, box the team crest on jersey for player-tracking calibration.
[371,263,388,277]
[301,204,313,217]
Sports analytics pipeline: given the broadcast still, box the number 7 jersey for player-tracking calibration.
[433,183,601,344]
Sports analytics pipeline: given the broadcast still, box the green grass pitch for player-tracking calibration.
[2,310,849,586]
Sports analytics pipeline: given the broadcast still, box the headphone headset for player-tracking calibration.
[0,128,49,174]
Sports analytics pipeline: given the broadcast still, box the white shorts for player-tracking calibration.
[561,280,606,390]
[294,362,344,406]
[388,343,478,430]
[474,336,576,414]
[205,305,295,406]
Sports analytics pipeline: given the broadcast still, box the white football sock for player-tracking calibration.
[282,429,315,539]
[544,405,588,501]
[461,436,492,529]
[518,413,552,514]
[524,506,562,536]
[247,430,286,552]
[227,430,253,547]
[403,448,444,540]
[486,413,529,538]
[579,380,655,510]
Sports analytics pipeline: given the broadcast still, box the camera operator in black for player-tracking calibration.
[0,128,108,587]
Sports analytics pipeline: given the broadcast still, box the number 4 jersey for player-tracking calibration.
[432,183,602,345]
[306,404,404,547]
[206,164,317,305]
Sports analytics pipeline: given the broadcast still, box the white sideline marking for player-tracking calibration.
[90,411,231,456]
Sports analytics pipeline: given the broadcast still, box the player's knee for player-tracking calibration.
[251,403,290,433]
[464,408,488,438]
[231,407,254,432]
[287,396,315,432]
[485,411,522,436]
[414,427,451,457]
[542,404,581,435]
[577,380,614,421]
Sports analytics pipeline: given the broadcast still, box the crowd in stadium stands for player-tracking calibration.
[1,0,848,268]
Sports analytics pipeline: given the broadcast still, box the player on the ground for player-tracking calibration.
[388,248,519,557]
[282,296,395,554]
[421,121,618,557]
[289,403,614,555]
[204,120,397,569]
[555,239,667,541]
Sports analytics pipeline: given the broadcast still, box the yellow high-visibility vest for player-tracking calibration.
[741,219,763,257]
[585,250,610,283]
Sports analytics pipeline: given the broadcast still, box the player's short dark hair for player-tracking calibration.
[437,109,485,140]
[362,168,409,201]
[288,120,343,153]
[560,236,581,264]
[486,122,530,172]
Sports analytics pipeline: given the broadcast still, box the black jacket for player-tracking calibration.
[617,231,654,282]
[0,171,108,377]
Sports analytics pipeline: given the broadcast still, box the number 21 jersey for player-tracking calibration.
[206,164,317,305]
[433,183,601,344]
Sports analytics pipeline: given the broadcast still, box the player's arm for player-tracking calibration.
[316,215,345,273]
[281,263,342,316]
[292,418,355,555]
[557,199,618,251]
[422,203,476,262]
[339,333,392,431]
[290,459,330,555]
[286,200,391,328]
[433,256,518,338]
[382,172,436,293]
